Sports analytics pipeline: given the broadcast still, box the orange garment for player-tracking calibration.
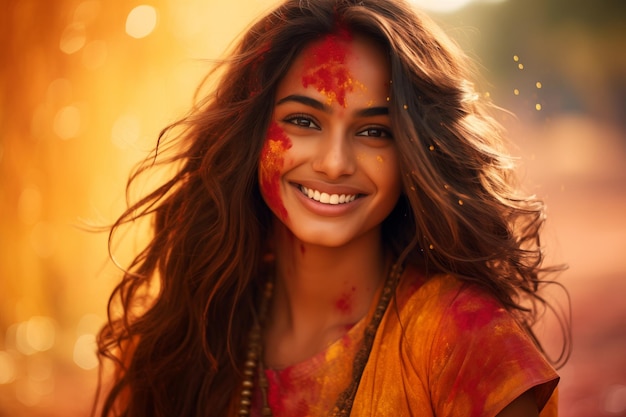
[256,268,559,417]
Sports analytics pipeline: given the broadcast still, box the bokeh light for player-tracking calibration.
[73,334,98,370]
[126,5,158,39]
[604,384,626,414]
[0,351,18,384]
[59,23,86,54]
[25,317,56,352]
[53,105,82,140]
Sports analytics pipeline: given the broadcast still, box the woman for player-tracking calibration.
[96,0,570,416]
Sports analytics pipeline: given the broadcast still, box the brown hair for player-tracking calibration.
[96,0,570,416]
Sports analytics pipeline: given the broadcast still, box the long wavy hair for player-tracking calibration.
[95,0,570,416]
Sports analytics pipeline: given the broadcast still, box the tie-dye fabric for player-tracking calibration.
[255,268,559,417]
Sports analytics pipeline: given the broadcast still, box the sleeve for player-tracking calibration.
[427,285,559,417]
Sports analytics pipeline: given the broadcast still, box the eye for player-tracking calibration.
[357,126,393,139]
[285,114,320,130]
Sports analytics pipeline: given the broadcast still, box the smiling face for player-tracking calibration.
[258,32,402,248]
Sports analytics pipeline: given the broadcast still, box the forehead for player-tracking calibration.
[277,32,390,106]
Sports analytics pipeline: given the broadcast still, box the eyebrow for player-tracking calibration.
[275,94,389,117]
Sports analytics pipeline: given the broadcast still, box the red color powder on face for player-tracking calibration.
[260,122,292,220]
[301,29,354,107]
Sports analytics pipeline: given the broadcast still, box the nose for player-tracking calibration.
[311,128,356,179]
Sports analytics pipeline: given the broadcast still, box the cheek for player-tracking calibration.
[259,122,293,219]
[363,152,398,175]
[367,152,402,197]
[386,159,403,197]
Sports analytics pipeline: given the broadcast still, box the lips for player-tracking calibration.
[299,185,358,205]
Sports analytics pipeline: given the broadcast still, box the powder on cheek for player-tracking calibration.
[259,122,292,220]
[301,30,355,107]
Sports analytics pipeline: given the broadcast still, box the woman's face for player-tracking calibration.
[259,32,401,248]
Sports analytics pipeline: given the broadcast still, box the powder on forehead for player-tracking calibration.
[301,28,355,107]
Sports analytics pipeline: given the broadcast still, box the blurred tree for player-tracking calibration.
[438,0,626,125]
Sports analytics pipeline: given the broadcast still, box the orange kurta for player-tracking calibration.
[256,268,559,417]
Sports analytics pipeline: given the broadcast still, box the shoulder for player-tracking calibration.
[394,267,502,329]
[386,267,559,417]
[392,267,545,366]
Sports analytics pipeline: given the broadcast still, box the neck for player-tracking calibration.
[264,221,389,368]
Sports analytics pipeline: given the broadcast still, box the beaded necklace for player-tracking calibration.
[237,262,403,417]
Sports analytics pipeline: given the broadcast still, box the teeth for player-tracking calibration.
[300,186,357,205]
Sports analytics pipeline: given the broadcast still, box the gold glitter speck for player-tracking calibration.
[518,63,524,70]
[458,199,464,205]
[535,103,542,111]
[403,104,408,110]
[513,89,520,95]
[536,82,542,89]
[429,244,434,250]
[513,55,519,62]
[429,145,435,151]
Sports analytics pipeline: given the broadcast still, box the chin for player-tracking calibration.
[290,223,376,249]
[289,229,345,248]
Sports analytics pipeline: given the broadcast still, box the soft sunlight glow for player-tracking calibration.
[111,114,141,149]
[17,187,42,225]
[82,40,108,69]
[30,222,58,258]
[409,0,507,13]
[1,0,623,415]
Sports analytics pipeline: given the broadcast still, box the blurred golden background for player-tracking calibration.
[1,1,624,416]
